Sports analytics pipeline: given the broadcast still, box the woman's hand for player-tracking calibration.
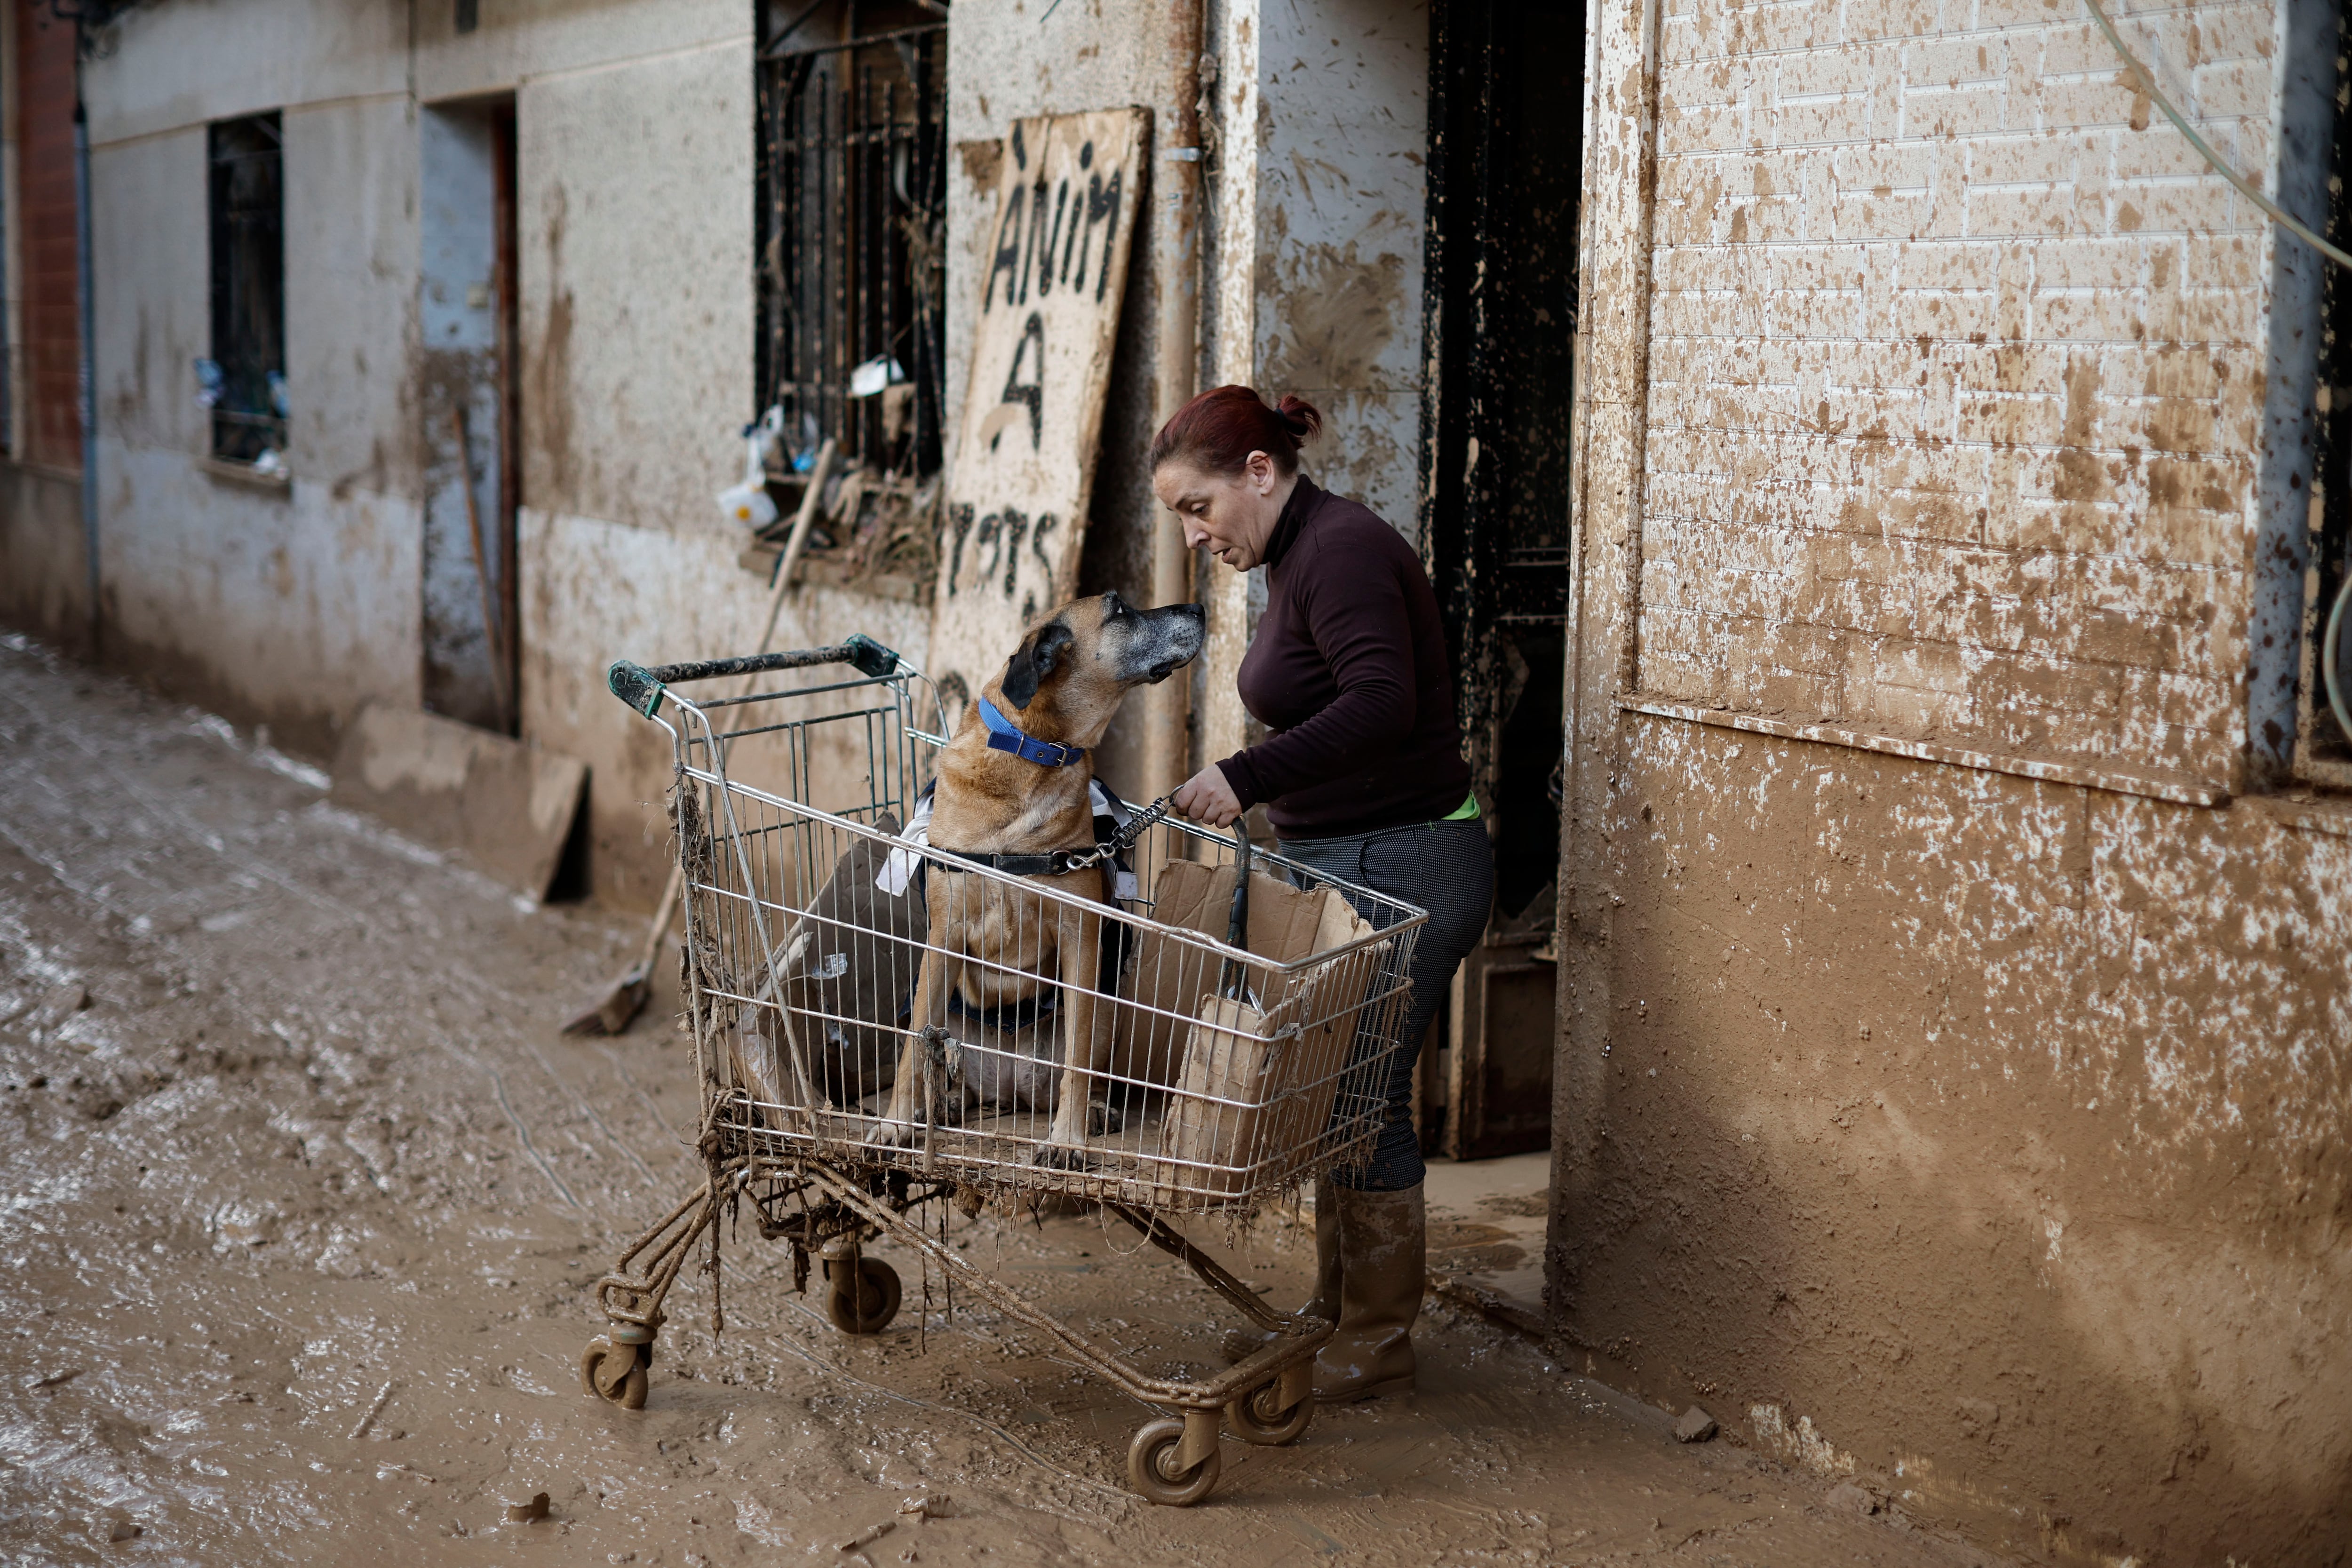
[1172,765,1244,829]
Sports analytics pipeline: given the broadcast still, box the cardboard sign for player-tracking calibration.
[930,108,1148,720]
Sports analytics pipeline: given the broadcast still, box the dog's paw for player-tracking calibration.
[1029,1141,1100,1173]
[863,1118,918,1150]
[863,1093,963,1148]
[1085,1097,1125,1138]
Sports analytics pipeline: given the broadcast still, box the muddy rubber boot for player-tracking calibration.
[1302,1177,1343,1321]
[1223,1179,1343,1363]
[1311,1183,1424,1403]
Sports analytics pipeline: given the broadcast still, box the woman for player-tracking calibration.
[1154,385,1494,1404]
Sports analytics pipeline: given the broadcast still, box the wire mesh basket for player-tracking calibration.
[586,636,1430,1504]
[624,639,1425,1217]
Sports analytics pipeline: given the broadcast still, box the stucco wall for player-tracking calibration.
[1630,0,2281,793]
[1184,0,1430,769]
[1251,0,1428,538]
[64,0,926,904]
[1558,0,2352,1560]
[85,78,424,748]
[79,5,420,747]
[511,32,765,901]
[1570,720,2351,1564]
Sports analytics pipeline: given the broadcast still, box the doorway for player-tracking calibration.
[1419,0,1585,1159]
[419,97,520,734]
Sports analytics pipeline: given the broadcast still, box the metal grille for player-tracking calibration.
[207,113,286,462]
[756,16,947,478]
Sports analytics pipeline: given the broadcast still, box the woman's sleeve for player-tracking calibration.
[1217,549,1416,811]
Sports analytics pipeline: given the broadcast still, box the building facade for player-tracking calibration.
[0,0,2344,1561]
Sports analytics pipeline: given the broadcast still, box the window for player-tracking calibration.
[206,113,285,464]
[755,3,946,479]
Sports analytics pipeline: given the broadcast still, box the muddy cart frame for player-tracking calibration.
[581,638,1425,1504]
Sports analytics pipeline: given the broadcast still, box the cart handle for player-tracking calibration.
[607,635,901,719]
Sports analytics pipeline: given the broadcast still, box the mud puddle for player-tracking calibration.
[0,637,2008,1567]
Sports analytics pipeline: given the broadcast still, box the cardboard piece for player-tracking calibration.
[330,703,586,901]
[1115,860,1380,1200]
[928,108,1149,724]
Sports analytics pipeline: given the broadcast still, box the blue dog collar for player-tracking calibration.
[977,696,1086,767]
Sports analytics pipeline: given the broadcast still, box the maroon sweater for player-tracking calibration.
[1217,478,1472,838]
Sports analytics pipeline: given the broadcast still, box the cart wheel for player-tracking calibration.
[579,1336,651,1411]
[825,1257,902,1334]
[1127,1417,1221,1506]
[1226,1378,1313,1446]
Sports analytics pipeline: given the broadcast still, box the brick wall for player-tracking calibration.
[1633,0,2277,787]
[16,0,79,473]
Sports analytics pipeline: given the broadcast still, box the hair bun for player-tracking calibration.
[1273,395,1324,443]
[1149,385,1325,478]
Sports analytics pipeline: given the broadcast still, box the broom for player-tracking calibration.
[563,437,840,1035]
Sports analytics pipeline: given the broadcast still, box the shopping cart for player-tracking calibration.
[579,637,1425,1504]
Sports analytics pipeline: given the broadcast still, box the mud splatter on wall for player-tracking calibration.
[1251,0,1428,537]
[1560,0,2352,1561]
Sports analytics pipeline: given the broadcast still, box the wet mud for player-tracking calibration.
[0,637,2007,1567]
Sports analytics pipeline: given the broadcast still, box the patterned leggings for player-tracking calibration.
[1277,816,1494,1191]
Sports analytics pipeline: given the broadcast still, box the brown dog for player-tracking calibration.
[872,591,1205,1161]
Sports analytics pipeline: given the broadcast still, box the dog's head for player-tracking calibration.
[993,592,1206,737]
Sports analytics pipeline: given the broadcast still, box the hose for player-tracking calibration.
[2327,572,2352,746]
[2085,0,2350,272]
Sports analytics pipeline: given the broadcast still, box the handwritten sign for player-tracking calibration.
[929,108,1148,720]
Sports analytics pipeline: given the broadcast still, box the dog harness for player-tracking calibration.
[874,780,1141,904]
[872,780,1147,1040]
[976,696,1086,767]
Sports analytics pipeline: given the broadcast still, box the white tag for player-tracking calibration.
[877,795,936,897]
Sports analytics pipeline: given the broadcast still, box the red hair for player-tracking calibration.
[1148,385,1323,477]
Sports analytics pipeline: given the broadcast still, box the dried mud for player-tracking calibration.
[0,636,2002,1568]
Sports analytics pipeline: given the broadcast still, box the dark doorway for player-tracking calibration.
[2295,19,2352,784]
[419,97,520,734]
[1419,0,1585,1159]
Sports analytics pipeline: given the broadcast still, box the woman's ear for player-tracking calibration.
[1246,450,1275,494]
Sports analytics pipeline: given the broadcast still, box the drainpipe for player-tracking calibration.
[1196,0,1257,781]
[72,83,97,658]
[1144,0,1204,796]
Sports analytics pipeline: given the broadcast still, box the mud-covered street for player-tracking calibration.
[0,636,1999,1568]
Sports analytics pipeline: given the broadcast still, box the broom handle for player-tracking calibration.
[632,436,844,968]
[753,437,838,655]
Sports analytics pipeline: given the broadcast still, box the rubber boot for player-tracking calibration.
[1223,1178,1342,1363]
[1302,1176,1343,1322]
[1311,1183,1424,1403]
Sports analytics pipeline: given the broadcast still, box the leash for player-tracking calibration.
[926,788,1182,879]
[1053,788,1182,871]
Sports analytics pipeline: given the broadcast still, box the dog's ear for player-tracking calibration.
[1000,620,1073,710]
